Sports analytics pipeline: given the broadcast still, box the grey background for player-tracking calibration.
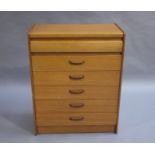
[0,11,155,142]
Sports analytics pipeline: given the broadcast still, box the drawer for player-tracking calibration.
[34,86,119,99]
[33,71,120,86]
[32,55,122,71]
[35,99,118,113]
[37,125,116,133]
[36,113,117,126]
[30,39,123,53]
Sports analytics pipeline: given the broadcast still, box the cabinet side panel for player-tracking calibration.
[114,24,125,133]
[28,36,38,135]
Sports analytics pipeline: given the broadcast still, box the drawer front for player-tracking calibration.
[34,86,119,99]
[33,71,120,86]
[30,40,123,53]
[35,99,118,113]
[32,55,122,71]
[36,113,117,126]
[37,125,116,133]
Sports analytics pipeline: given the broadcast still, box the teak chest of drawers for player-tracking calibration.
[28,24,125,134]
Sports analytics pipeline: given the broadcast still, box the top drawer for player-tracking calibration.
[30,39,123,53]
[31,54,121,71]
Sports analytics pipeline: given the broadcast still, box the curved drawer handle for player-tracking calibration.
[69,89,85,95]
[69,75,85,80]
[68,60,85,65]
[69,103,85,108]
[69,116,84,121]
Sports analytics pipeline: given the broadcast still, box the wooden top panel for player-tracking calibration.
[28,24,123,38]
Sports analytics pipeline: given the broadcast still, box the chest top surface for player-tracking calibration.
[28,24,123,39]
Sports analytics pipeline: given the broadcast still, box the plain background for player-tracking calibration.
[0,11,155,142]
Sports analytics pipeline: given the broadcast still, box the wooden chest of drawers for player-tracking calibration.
[28,24,125,134]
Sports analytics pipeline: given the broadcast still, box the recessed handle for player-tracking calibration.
[68,60,85,65]
[69,103,84,108]
[69,75,85,80]
[69,116,84,121]
[69,89,84,94]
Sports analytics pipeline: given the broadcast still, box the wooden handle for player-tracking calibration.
[69,116,84,121]
[69,60,85,65]
[69,103,84,108]
[69,89,84,94]
[69,75,85,80]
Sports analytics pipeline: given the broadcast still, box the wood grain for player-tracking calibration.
[35,99,118,113]
[36,113,117,126]
[30,39,123,53]
[33,86,119,100]
[32,54,122,71]
[29,24,123,38]
[37,125,116,133]
[28,23,125,134]
[33,71,120,86]
[114,23,125,133]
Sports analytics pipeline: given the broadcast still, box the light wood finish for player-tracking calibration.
[30,39,123,53]
[37,125,116,133]
[36,113,117,126]
[33,71,120,86]
[34,86,119,100]
[114,24,125,133]
[29,24,123,38]
[32,55,122,71]
[28,24,125,134]
[35,99,118,113]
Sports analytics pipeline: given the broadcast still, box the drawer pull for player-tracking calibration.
[69,75,85,80]
[69,103,84,108]
[69,116,84,121]
[69,60,85,65]
[69,89,84,94]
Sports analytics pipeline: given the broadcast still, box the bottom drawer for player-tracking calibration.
[36,113,117,126]
[37,125,116,133]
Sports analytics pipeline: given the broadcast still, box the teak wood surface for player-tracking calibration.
[30,39,123,53]
[31,54,122,71]
[28,24,125,134]
[38,125,116,133]
[35,99,118,113]
[36,113,117,126]
[34,86,119,100]
[29,24,123,38]
[33,71,120,86]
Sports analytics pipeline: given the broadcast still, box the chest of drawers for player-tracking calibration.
[28,24,125,134]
